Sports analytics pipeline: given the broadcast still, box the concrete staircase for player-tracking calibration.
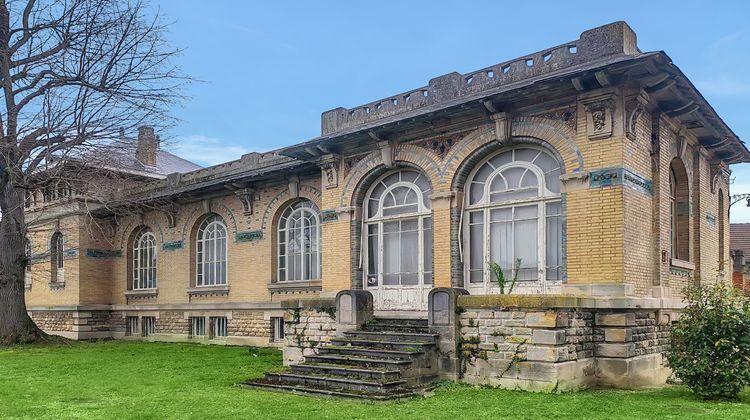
[242,318,439,400]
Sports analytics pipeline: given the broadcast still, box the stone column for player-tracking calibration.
[335,289,373,335]
[428,287,468,379]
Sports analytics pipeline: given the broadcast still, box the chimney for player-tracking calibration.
[136,126,159,166]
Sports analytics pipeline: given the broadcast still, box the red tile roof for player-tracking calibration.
[730,223,750,255]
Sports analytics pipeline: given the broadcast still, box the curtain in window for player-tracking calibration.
[133,228,157,289]
[196,215,228,286]
[278,200,321,282]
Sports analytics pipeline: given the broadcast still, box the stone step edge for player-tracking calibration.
[321,346,425,356]
[305,354,413,365]
[344,331,439,338]
[266,372,407,388]
[331,338,435,347]
[292,363,401,376]
[239,381,430,401]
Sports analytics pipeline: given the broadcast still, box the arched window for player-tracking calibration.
[464,147,563,293]
[669,159,689,262]
[278,200,321,282]
[132,228,157,289]
[196,215,228,286]
[25,239,32,287]
[50,232,64,283]
[364,169,433,288]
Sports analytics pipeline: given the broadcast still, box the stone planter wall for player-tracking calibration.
[281,298,337,365]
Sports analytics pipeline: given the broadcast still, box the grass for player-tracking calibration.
[1,341,749,419]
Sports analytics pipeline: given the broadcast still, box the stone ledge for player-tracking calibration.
[268,280,322,294]
[279,297,336,310]
[187,285,229,297]
[457,294,685,310]
[125,289,159,299]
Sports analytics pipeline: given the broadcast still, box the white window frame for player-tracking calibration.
[363,170,433,288]
[50,232,64,283]
[210,316,228,338]
[463,147,562,294]
[190,317,206,337]
[125,316,138,337]
[271,317,285,342]
[196,216,228,287]
[142,316,156,337]
[277,200,321,282]
[133,229,157,290]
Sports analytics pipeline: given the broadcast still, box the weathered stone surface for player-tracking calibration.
[604,327,633,342]
[597,342,636,358]
[526,345,569,362]
[532,329,567,345]
[526,311,569,328]
[595,313,636,327]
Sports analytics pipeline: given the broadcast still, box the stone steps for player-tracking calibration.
[242,317,439,399]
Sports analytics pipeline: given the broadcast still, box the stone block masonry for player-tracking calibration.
[451,294,674,391]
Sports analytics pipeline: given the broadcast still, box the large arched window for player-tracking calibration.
[669,159,689,262]
[50,232,64,283]
[364,169,433,288]
[196,215,228,286]
[132,227,157,289]
[278,200,321,282]
[464,146,562,293]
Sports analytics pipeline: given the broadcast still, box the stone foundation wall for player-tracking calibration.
[442,293,678,391]
[282,302,337,365]
[31,311,73,332]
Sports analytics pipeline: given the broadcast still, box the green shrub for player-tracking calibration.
[664,283,750,400]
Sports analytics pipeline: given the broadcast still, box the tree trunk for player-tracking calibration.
[0,177,47,344]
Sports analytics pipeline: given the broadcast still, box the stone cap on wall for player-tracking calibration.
[457,294,686,310]
[320,21,639,136]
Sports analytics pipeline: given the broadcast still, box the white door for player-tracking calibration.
[362,170,434,311]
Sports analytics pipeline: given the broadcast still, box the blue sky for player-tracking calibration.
[158,0,750,222]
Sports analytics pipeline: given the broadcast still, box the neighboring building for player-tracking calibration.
[22,22,750,393]
[730,223,750,293]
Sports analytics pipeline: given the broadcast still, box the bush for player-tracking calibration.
[665,283,750,400]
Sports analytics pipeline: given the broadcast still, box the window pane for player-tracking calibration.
[546,202,563,282]
[423,218,433,285]
[469,211,484,283]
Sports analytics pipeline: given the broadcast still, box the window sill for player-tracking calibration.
[187,285,229,297]
[48,282,65,290]
[268,280,322,294]
[670,259,695,271]
[125,289,159,299]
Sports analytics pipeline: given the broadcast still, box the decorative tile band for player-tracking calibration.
[589,167,653,195]
[320,210,338,223]
[236,230,263,242]
[161,240,184,251]
[86,249,123,258]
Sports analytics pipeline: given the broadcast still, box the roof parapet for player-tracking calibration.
[321,21,638,136]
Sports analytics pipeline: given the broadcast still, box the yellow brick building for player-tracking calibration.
[22,22,749,389]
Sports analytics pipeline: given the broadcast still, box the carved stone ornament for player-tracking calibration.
[235,188,257,215]
[318,154,340,190]
[163,204,179,228]
[288,175,300,199]
[625,96,647,142]
[710,161,730,194]
[584,98,614,140]
[491,112,512,145]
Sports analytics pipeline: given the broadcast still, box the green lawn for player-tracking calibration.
[0,342,748,419]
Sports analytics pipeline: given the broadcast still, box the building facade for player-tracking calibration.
[22,22,750,391]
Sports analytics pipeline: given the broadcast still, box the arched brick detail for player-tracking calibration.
[442,117,583,190]
[180,201,237,244]
[511,116,583,173]
[339,145,443,207]
[260,184,322,233]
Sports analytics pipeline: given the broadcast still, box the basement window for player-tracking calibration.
[125,316,138,337]
[190,317,205,338]
[271,317,285,342]
[210,317,228,338]
[142,317,156,337]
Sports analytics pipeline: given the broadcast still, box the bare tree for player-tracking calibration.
[0,0,184,344]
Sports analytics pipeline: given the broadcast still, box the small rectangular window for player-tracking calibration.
[271,317,285,342]
[125,316,138,337]
[210,317,228,338]
[142,317,156,337]
[190,317,205,338]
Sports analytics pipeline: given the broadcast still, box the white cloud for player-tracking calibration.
[165,135,252,167]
